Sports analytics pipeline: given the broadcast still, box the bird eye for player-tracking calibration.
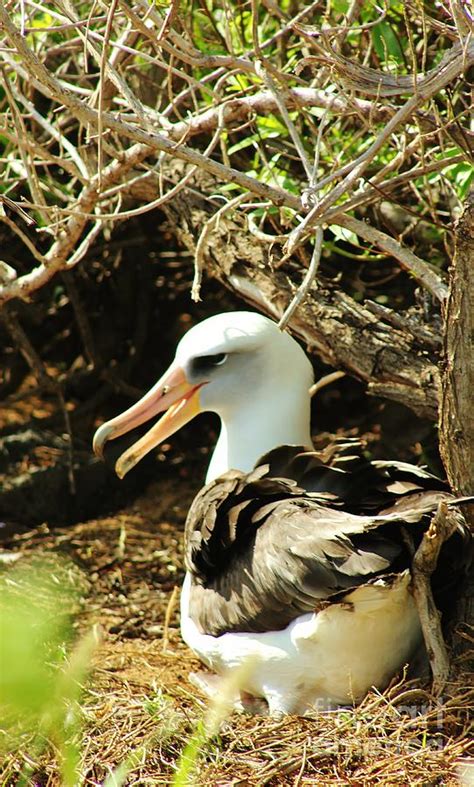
[210,353,227,365]
[191,353,228,373]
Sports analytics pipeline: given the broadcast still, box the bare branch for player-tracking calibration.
[284,40,474,253]
[193,193,249,303]
[309,371,346,398]
[335,215,448,302]
[278,227,324,331]
[411,503,459,693]
[255,61,314,184]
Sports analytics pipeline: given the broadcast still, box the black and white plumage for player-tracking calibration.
[93,311,469,715]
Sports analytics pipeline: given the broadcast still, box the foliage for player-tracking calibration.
[0,0,471,431]
[0,0,471,306]
[0,555,92,786]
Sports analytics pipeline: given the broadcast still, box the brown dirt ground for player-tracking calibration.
[1,472,473,786]
[0,376,472,786]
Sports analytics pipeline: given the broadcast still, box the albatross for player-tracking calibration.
[93,311,468,715]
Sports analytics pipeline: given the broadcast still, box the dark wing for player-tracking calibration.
[257,440,447,510]
[185,444,465,637]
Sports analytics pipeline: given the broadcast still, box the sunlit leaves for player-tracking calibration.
[0,557,92,787]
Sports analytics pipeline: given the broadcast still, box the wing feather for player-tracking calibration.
[185,444,467,636]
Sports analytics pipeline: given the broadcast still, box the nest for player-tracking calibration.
[1,481,472,786]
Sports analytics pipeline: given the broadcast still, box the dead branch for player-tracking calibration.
[411,502,459,693]
[278,227,323,330]
[0,2,470,323]
[298,35,470,96]
[165,88,393,142]
[336,216,448,302]
[283,41,474,254]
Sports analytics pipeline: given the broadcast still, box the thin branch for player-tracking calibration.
[61,0,149,125]
[0,3,468,314]
[247,213,289,243]
[335,215,448,302]
[309,370,346,397]
[411,502,458,694]
[0,213,47,265]
[284,40,474,254]
[0,140,152,305]
[65,220,103,269]
[278,226,324,331]
[0,195,36,227]
[321,153,467,224]
[157,0,322,118]
[12,88,90,180]
[0,7,300,210]
[192,193,249,302]
[165,87,389,143]
[98,0,120,187]
[1,65,49,223]
[255,60,314,183]
[72,104,227,222]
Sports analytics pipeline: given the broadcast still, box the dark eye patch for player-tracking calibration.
[191,353,228,374]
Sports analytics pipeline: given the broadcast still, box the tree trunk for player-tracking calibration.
[439,192,474,649]
[439,192,474,517]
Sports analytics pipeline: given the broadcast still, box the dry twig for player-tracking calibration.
[411,503,459,694]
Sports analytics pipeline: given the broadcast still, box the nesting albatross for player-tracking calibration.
[93,311,468,715]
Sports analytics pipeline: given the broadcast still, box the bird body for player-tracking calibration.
[93,311,467,714]
[180,570,420,714]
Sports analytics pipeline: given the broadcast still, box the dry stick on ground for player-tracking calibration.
[162,585,180,654]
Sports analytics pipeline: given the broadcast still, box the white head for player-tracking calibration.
[93,311,314,483]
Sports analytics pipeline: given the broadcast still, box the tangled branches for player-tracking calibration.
[0,0,472,307]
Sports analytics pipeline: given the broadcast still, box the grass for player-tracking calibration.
[0,480,472,785]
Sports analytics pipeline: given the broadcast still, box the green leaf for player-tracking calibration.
[329,224,359,246]
[372,21,405,64]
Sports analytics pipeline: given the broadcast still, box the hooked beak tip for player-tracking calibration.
[93,423,113,459]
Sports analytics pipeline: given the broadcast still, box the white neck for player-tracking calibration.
[205,387,313,483]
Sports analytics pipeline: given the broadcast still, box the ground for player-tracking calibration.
[1,472,473,786]
[0,315,472,786]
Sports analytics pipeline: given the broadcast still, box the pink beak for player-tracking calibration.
[93,365,204,478]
